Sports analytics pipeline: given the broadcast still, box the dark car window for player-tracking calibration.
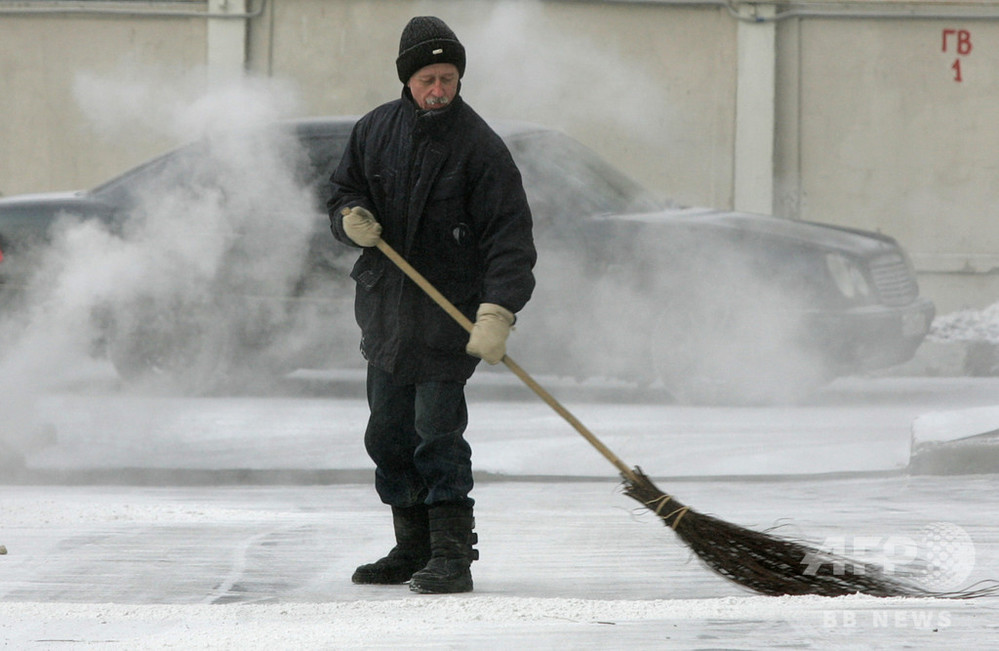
[89,145,205,209]
[505,131,664,229]
[88,122,660,234]
[298,134,348,210]
[90,129,349,215]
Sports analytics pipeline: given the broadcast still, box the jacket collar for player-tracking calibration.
[402,87,463,136]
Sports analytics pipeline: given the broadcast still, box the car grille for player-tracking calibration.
[869,253,918,306]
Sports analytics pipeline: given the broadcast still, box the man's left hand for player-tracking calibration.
[466,303,515,364]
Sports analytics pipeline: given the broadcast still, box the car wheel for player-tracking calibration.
[107,301,233,394]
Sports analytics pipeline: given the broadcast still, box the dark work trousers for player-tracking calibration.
[364,364,474,508]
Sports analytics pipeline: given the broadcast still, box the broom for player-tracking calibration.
[372,234,994,598]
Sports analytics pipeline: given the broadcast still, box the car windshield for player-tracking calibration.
[505,130,665,228]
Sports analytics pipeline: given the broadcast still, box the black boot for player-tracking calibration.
[352,504,431,584]
[409,503,478,594]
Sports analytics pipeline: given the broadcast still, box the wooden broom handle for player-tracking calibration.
[374,237,636,480]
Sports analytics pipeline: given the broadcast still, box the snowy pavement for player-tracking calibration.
[3,364,999,648]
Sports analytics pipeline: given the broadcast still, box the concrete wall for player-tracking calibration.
[775,12,999,312]
[2,0,998,313]
[0,4,207,193]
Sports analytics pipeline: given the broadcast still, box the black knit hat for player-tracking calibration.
[396,16,466,84]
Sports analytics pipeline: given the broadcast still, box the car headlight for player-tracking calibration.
[825,253,871,300]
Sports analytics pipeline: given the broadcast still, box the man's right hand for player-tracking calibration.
[342,206,382,247]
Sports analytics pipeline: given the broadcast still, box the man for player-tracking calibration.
[328,16,536,594]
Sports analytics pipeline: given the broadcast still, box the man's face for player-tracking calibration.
[407,63,459,110]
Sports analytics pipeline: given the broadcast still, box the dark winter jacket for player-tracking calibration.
[328,91,537,383]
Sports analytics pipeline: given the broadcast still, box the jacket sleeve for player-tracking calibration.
[328,120,377,248]
[470,144,537,314]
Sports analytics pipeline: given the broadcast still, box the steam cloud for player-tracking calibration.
[0,67,327,457]
[462,1,672,162]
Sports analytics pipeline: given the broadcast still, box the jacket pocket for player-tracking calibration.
[425,171,465,225]
[350,252,385,291]
[370,170,396,210]
[350,252,386,339]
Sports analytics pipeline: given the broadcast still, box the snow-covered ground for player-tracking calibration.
[2,360,999,649]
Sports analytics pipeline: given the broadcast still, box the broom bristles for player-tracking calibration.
[622,466,997,598]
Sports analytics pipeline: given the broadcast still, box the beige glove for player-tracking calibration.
[466,303,515,365]
[342,206,382,247]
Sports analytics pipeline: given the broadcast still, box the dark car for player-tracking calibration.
[0,117,934,403]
